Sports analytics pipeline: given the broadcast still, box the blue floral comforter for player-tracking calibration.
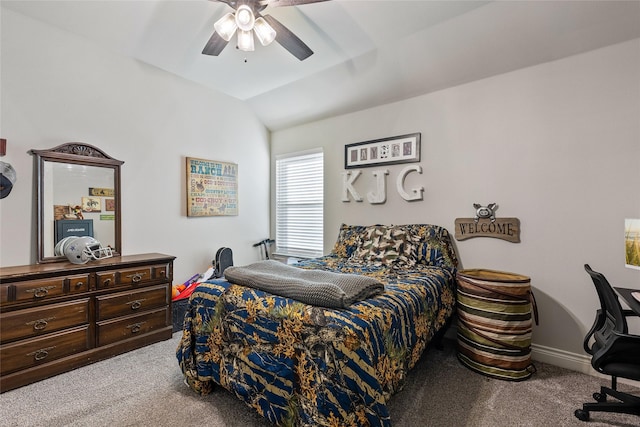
[176,255,456,427]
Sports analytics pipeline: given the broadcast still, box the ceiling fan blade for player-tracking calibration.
[202,31,229,56]
[262,14,313,61]
[259,0,330,7]
[211,0,236,7]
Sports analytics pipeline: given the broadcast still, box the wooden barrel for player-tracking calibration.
[456,269,538,381]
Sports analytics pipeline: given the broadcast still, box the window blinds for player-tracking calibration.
[275,149,324,258]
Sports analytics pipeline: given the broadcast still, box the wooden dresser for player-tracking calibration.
[0,253,175,393]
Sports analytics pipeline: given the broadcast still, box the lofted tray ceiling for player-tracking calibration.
[3,1,639,130]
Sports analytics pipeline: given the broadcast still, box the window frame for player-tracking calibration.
[274,148,324,259]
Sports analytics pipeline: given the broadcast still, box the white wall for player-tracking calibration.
[0,9,270,283]
[271,39,640,362]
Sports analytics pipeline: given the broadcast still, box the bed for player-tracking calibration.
[176,223,459,426]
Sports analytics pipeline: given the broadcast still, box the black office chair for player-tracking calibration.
[574,264,640,421]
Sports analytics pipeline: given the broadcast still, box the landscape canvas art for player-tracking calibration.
[625,218,640,269]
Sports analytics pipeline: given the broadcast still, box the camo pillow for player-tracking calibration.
[331,223,368,259]
[403,224,459,269]
[354,225,417,267]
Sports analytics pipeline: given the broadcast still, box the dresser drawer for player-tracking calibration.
[96,307,169,347]
[13,274,91,302]
[96,264,169,290]
[0,299,90,343]
[96,271,117,290]
[0,284,8,304]
[118,266,153,286]
[0,326,90,375]
[68,275,90,294]
[153,263,170,282]
[13,278,65,301]
[96,285,169,321]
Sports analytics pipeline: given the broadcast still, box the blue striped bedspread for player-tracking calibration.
[176,256,456,426]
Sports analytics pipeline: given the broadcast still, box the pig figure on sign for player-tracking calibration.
[473,203,497,223]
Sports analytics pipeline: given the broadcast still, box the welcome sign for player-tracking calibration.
[454,218,521,243]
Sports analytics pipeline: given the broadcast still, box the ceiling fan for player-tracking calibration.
[203,0,329,61]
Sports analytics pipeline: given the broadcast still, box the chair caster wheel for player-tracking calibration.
[575,409,590,421]
[593,392,606,402]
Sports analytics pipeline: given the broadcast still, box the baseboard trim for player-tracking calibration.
[531,343,640,387]
[531,343,592,374]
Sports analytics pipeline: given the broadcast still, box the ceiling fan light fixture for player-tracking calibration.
[254,17,276,46]
[237,29,255,52]
[203,0,316,60]
[214,12,237,41]
[235,5,255,32]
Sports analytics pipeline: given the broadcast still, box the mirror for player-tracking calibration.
[30,143,123,263]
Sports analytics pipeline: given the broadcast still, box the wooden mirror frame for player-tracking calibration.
[29,143,124,263]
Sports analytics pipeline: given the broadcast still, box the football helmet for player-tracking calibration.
[0,160,17,199]
[54,236,79,257]
[62,236,113,264]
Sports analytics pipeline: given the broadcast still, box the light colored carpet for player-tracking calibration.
[1,332,638,427]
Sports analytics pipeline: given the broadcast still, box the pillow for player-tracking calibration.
[354,225,417,267]
[405,224,458,269]
[331,224,368,259]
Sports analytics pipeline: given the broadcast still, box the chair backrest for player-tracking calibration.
[584,264,640,377]
[585,264,628,336]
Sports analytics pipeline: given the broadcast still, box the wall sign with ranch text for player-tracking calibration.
[455,203,521,243]
[186,157,238,217]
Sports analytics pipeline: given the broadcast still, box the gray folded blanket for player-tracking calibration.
[223,260,384,309]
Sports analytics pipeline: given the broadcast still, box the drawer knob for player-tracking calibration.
[75,281,84,288]
[126,272,147,283]
[26,286,56,298]
[28,317,55,331]
[28,346,55,361]
[34,349,49,360]
[129,299,145,310]
[102,278,112,287]
[127,321,146,334]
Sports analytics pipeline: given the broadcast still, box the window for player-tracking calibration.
[275,149,324,258]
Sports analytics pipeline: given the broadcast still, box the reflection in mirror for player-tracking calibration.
[42,162,116,258]
[30,143,123,263]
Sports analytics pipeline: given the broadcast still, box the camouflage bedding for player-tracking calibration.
[176,224,458,427]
